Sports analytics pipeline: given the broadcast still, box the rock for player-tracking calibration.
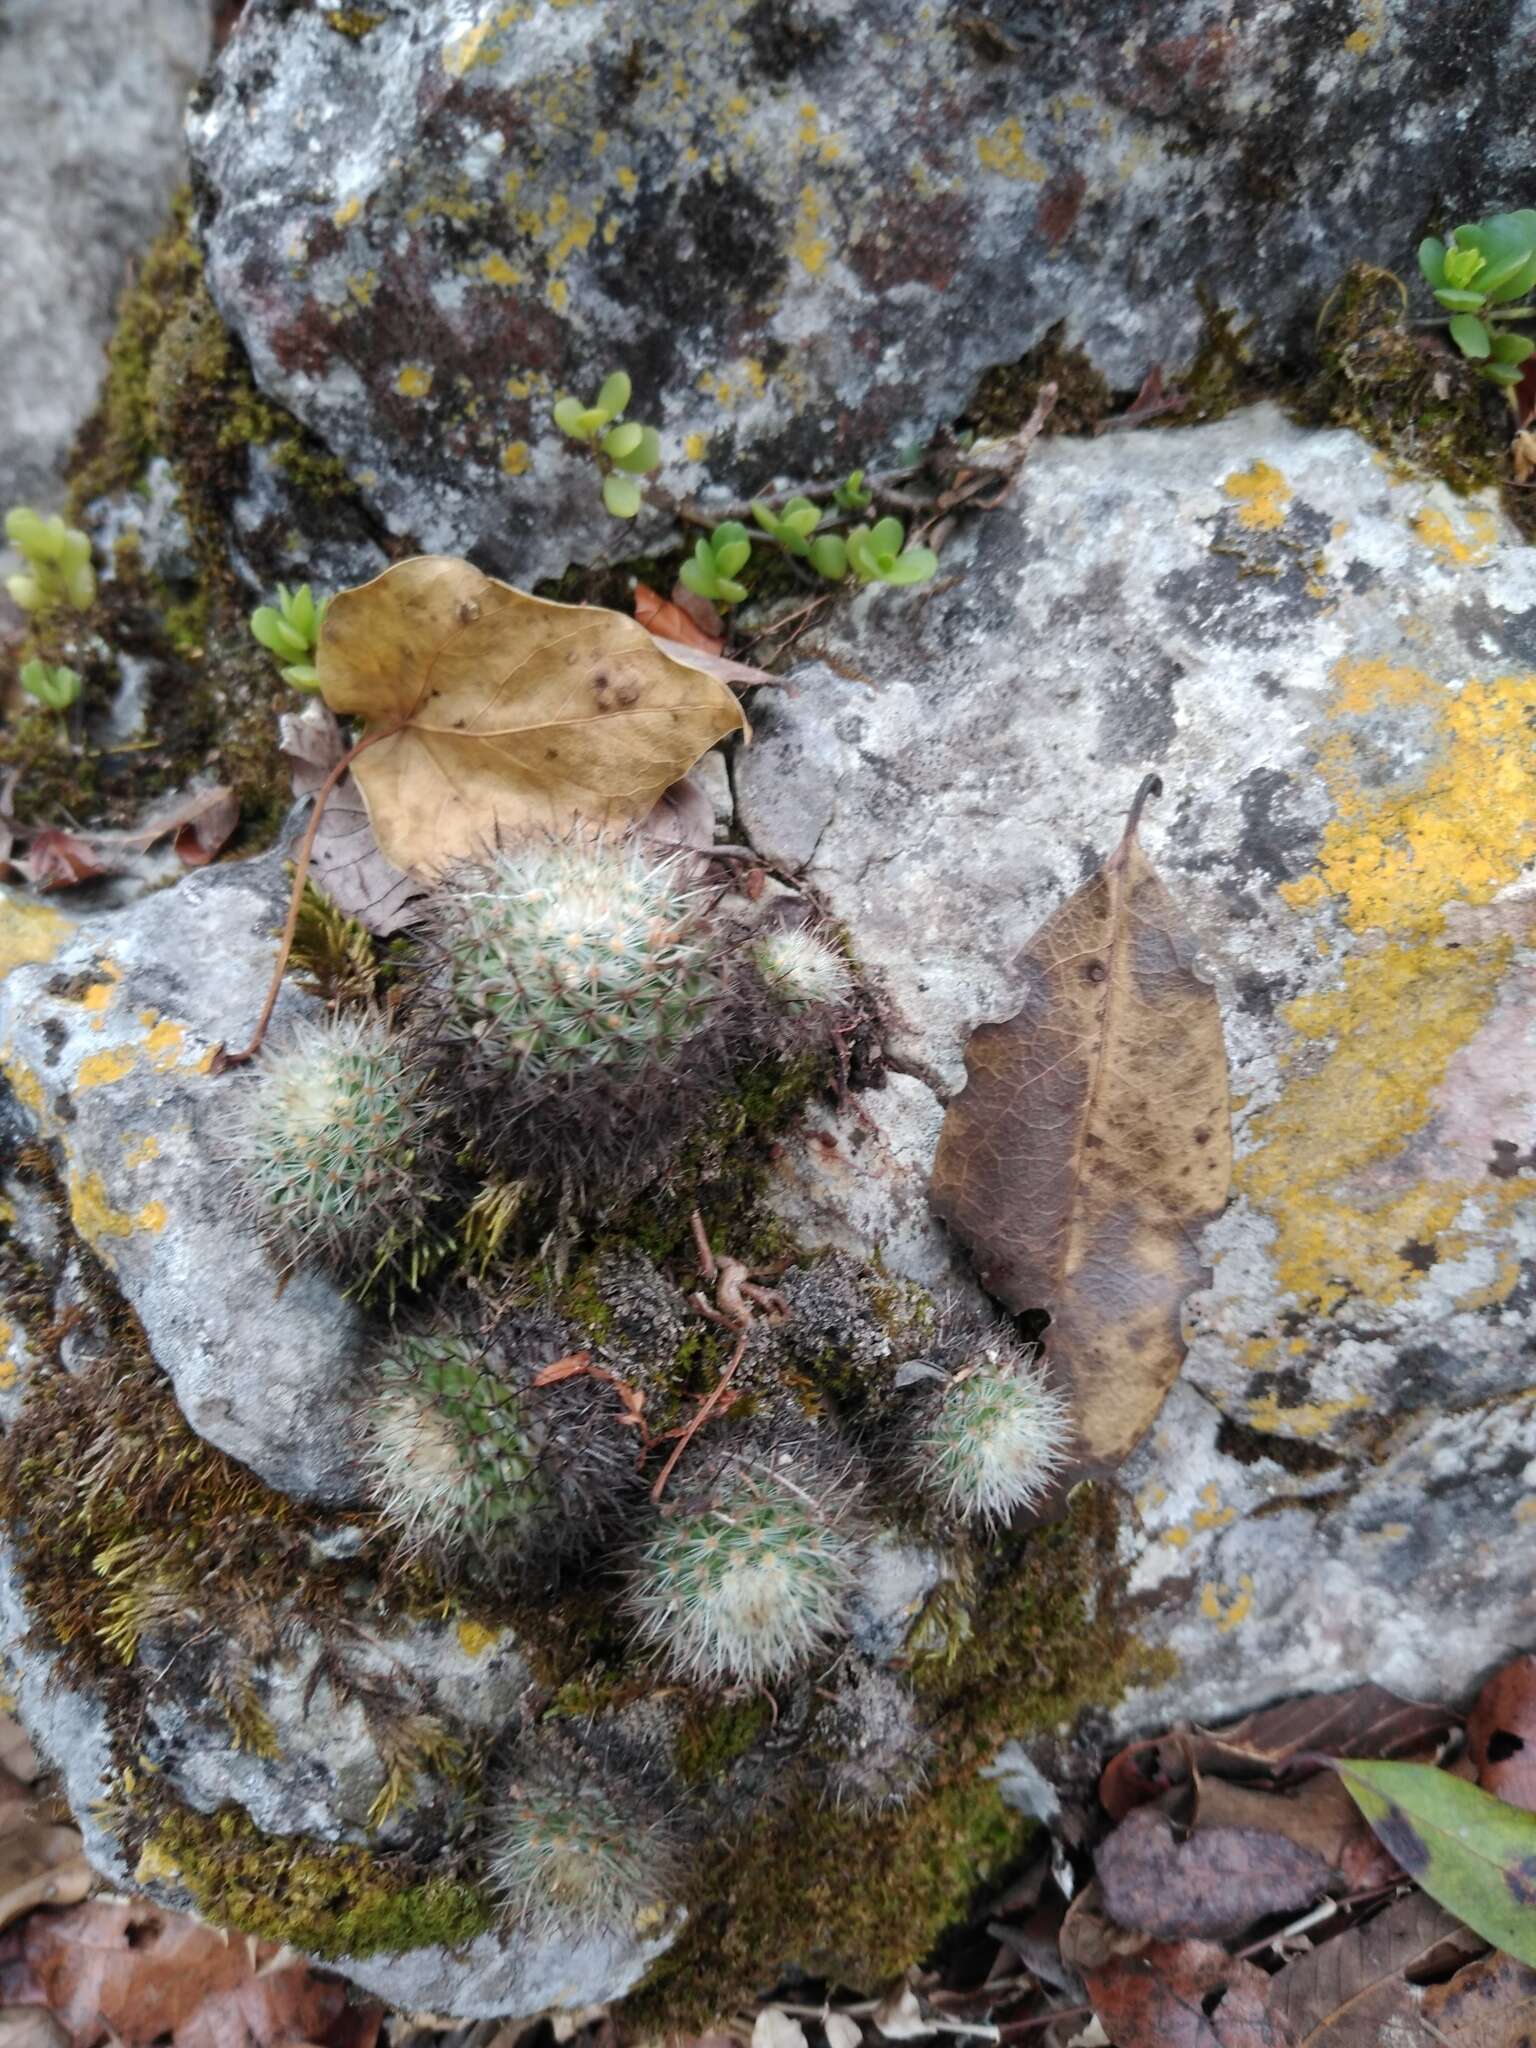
[0,852,371,1502]
[737,400,1536,1728]
[187,0,1523,584]
[0,0,210,509]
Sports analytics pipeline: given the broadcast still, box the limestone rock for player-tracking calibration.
[738,401,1536,1728]
[0,0,209,509]
[0,853,369,1502]
[188,0,1525,584]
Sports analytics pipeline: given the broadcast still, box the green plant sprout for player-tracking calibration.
[18,659,81,716]
[4,508,96,615]
[750,497,847,580]
[552,371,662,518]
[679,521,753,605]
[846,517,939,587]
[250,583,328,690]
[834,468,873,511]
[1419,211,1536,386]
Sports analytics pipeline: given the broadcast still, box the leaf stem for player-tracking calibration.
[212,723,398,1071]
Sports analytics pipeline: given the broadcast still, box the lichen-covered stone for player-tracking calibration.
[188,0,1529,584]
[737,401,1536,1729]
[0,851,370,1502]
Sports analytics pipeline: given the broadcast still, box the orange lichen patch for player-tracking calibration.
[76,961,124,1027]
[1246,1391,1368,1438]
[975,117,1046,183]
[395,366,434,399]
[1,1055,45,1123]
[143,1019,188,1072]
[1199,1575,1254,1632]
[456,1621,499,1658]
[69,1171,168,1252]
[123,1135,160,1169]
[1410,502,1499,566]
[792,184,830,276]
[75,1046,137,1091]
[1223,460,1291,531]
[333,196,363,229]
[479,253,523,286]
[0,899,73,980]
[500,441,530,476]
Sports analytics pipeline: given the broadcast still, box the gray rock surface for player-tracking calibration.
[0,0,209,509]
[0,853,370,1502]
[739,400,1536,1731]
[188,0,1530,585]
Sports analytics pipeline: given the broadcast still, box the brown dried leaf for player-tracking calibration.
[645,773,717,851]
[0,2009,70,2048]
[0,1719,40,1788]
[277,703,424,936]
[122,785,239,866]
[1468,1655,1536,1812]
[633,582,724,655]
[1421,1950,1536,2044]
[930,776,1231,1466]
[23,832,113,892]
[317,556,748,876]
[1084,1940,1281,2048]
[1265,1890,1482,2045]
[1096,1807,1329,1942]
[0,1821,91,1934]
[1187,1776,1400,1890]
[1192,1685,1457,1782]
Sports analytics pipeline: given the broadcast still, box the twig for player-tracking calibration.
[212,724,396,1069]
[650,1324,749,1502]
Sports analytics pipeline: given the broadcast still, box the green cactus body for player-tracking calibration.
[488,1772,670,1932]
[437,840,720,1080]
[364,1334,547,1559]
[752,925,853,1013]
[230,1014,439,1278]
[913,1344,1071,1528]
[630,1462,859,1685]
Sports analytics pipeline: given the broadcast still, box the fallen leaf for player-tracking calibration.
[823,2015,862,2048]
[929,776,1231,1467]
[1059,1880,1150,1974]
[529,1352,594,1386]
[1266,1891,1482,2046]
[752,2012,808,2048]
[1095,364,1190,435]
[24,832,111,892]
[0,1720,39,1788]
[634,582,724,655]
[278,703,424,936]
[316,556,749,876]
[1422,1949,1536,2044]
[1096,1806,1329,1942]
[1084,1940,1280,2048]
[870,1986,927,2040]
[0,1821,91,1933]
[0,2008,70,2048]
[122,785,238,866]
[1336,1757,1536,1965]
[1468,1655,1536,1812]
[645,773,716,851]
[1188,1775,1400,1890]
[650,637,783,691]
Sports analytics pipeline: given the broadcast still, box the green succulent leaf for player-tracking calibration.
[750,501,779,535]
[1434,286,1489,313]
[596,370,632,421]
[808,533,848,580]
[1450,312,1492,359]
[1417,237,1448,288]
[1490,331,1536,365]
[602,421,644,461]
[5,574,41,613]
[1336,1759,1536,1967]
[250,607,306,658]
[281,662,323,691]
[601,472,643,519]
[18,659,81,712]
[834,468,872,511]
[4,507,46,552]
[552,395,588,439]
[714,575,749,605]
[882,546,939,586]
[678,557,715,600]
[714,538,751,578]
[1483,362,1526,386]
[1442,244,1486,290]
[610,424,661,473]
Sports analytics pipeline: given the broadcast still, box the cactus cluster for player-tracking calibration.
[361,1326,631,1569]
[487,1760,674,1933]
[909,1337,1071,1528]
[424,836,735,1180]
[629,1448,861,1685]
[227,1013,440,1283]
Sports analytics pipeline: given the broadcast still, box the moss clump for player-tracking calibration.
[150,1804,495,1958]
[1294,261,1513,501]
[966,321,1112,439]
[674,1695,774,1784]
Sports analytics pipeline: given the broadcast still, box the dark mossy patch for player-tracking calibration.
[674,1694,774,1785]
[965,321,1112,439]
[148,1803,495,1959]
[1293,262,1513,501]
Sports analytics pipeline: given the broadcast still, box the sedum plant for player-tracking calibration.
[4,508,95,615]
[629,1451,861,1685]
[909,1338,1071,1528]
[834,467,873,511]
[553,370,662,517]
[250,582,328,689]
[18,659,81,717]
[679,521,752,605]
[1419,211,1536,385]
[846,516,938,587]
[750,496,847,580]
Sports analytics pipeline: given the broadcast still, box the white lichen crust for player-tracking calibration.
[487,1769,673,1934]
[912,1340,1071,1528]
[751,924,853,1013]
[629,1460,860,1684]
[228,1012,439,1277]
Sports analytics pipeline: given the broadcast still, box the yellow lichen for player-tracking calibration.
[1200,1575,1254,1632]
[0,899,73,980]
[75,1047,136,1091]
[792,184,830,275]
[1410,502,1498,566]
[975,117,1046,183]
[123,1135,160,1169]
[1224,460,1291,531]
[479,253,523,286]
[1246,1392,1368,1437]
[456,1620,499,1658]
[500,440,530,476]
[333,196,362,229]
[395,366,434,399]
[69,1172,168,1251]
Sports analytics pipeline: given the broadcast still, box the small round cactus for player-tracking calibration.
[752,924,853,1013]
[909,1339,1071,1528]
[228,1012,440,1280]
[629,1455,860,1685]
[360,1327,630,1568]
[423,835,735,1179]
[487,1763,674,1933]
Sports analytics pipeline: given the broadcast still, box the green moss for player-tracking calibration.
[151,1803,495,1958]
[1166,288,1258,427]
[674,1695,773,1785]
[966,322,1112,439]
[326,8,387,37]
[1293,261,1515,504]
